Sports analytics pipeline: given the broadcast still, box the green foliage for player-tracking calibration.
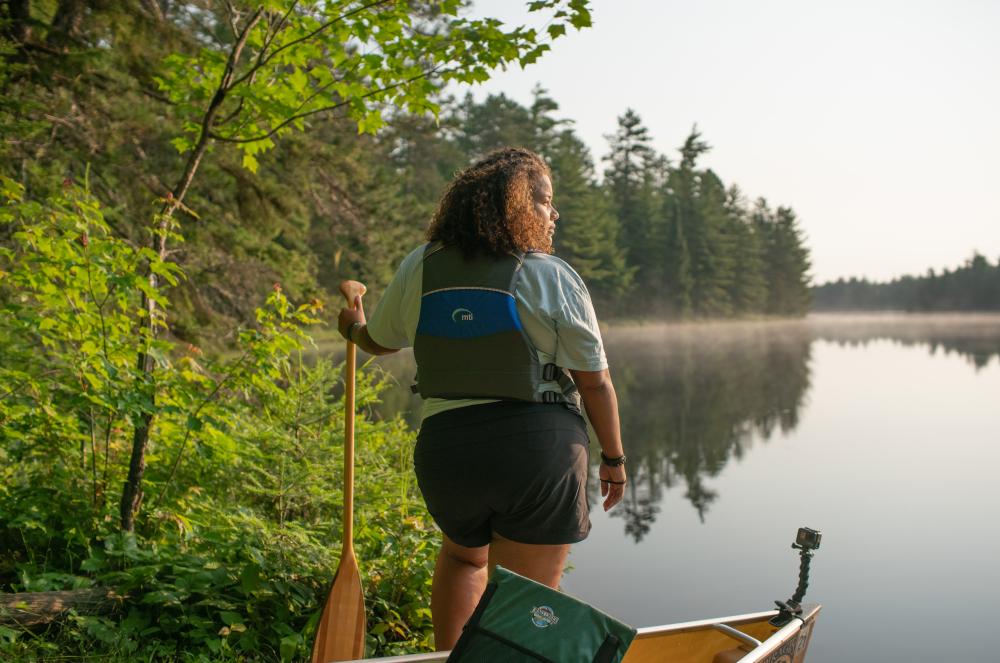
[153,1,592,164]
[0,181,438,659]
[0,4,600,656]
[548,130,633,298]
[0,175,175,526]
[753,201,813,315]
[0,1,594,344]
[1,0,814,334]
[601,114,812,317]
[603,108,661,286]
[724,186,768,315]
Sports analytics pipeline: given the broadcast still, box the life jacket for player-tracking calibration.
[412,242,581,413]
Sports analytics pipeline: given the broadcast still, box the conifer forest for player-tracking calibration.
[813,253,1000,312]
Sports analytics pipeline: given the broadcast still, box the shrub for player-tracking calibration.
[0,176,436,660]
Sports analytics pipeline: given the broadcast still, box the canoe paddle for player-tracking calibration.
[312,279,367,663]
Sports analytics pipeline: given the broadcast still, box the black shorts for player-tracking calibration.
[414,401,591,548]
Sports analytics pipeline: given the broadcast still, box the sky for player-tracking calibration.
[456,0,1000,284]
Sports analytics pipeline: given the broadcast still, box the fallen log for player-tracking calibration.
[0,588,121,626]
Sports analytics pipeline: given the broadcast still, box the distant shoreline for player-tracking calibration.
[605,310,1000,329]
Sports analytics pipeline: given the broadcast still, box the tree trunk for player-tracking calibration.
[117,8,263,533]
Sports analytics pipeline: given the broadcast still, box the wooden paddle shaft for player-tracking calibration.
[338,280,365,549]
[342,342,356,546]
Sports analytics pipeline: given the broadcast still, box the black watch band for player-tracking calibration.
[600,452,626,467]
[347,321,362,343]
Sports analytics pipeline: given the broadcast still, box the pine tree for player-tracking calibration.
[755,200,812,315]
[548,130,632,299]
[693,169,736,316]
[455,92,538,158]
[661,201,693,315]
[529,85,571,153]
[603,109,660,283]
[528,89,631,298]
[666,128,714,315]
[724,185,767,314]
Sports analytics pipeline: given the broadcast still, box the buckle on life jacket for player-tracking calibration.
[542,363,559,381]
[542,391,564,404]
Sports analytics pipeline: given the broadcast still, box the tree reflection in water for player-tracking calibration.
[600,321,813,540]
[596,315,1000,541]
[807,313,1000,371]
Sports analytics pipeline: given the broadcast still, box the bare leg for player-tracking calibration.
[488,533,570,589]
[431,534,570,650]
[431,534,489,651]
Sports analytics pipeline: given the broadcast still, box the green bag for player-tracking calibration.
[447,566,636,663]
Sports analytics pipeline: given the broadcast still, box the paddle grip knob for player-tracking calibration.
[339,280,366,307]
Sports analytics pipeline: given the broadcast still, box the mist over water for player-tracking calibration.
[362,313,1000,662]
[807,312,1000,370]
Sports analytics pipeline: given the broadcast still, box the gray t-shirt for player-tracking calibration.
[367,244,608,421]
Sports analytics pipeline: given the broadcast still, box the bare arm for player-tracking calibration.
[570,368,626,511]
[351,325,397,356]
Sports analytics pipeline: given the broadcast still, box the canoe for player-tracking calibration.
[336,527,822,663]
[341,603,821,663]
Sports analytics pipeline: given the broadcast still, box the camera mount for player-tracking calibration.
[769,527,822,627]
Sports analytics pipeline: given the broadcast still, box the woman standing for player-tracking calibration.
[337,147,626,650]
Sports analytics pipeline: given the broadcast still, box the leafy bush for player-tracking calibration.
[0,177,437,660]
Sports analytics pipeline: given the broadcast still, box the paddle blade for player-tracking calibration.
[312,550,365,663]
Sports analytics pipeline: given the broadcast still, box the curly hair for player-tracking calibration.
[426,147,552,257]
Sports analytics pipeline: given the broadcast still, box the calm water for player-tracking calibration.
[366,314,1000,662]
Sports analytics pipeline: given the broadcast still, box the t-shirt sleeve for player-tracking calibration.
[550,262,608,372]
[365,247,421,349]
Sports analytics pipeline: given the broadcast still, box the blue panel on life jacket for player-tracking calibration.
[417,288,522,339]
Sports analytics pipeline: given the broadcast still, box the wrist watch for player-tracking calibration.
[600,451,626,467]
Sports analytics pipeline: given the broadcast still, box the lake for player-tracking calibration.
[361,313,1000,662]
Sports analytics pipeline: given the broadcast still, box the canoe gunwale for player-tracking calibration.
[734,604,822,663]
[344,653,447,663]
[339,605,821,663]
[631,608,779,639]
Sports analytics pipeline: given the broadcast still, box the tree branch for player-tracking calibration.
[209,64,442,144]
[120,5,265,533]
[226,0,390,91]
[166,7,264,212]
